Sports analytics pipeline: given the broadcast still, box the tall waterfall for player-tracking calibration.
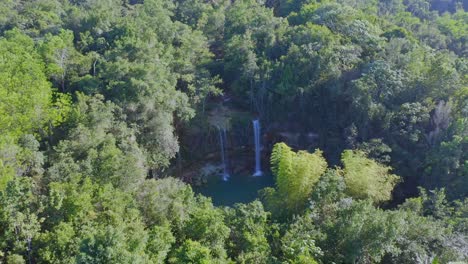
[253,119,263,176]
[218,127,229,181]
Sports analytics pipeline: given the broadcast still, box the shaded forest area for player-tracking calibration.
[0,0,467,263]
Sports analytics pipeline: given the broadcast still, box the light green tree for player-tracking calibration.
[341,150,400,203]
[263,143,327,215]
[168,240,213,264]
[0,29,68,142]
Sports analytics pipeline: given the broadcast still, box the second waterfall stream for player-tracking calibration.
[253,119,262,176]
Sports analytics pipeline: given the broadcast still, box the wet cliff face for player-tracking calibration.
[173,79,330,181]
[174,100,325,183]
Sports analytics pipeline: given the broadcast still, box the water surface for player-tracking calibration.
[195,174,274,206]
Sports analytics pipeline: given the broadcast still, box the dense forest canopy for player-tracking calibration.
[0,0,467,263]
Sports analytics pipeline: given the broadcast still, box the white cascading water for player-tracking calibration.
[218,127,229,181]
[252,119,262,176]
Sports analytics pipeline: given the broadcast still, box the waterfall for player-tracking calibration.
[253,119,263,176]
[218,127,229,181]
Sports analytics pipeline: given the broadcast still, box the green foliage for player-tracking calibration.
[0,134,44,191]
[309,168,347,205]
[281,216,322,264]
[6,254,25,264]
[76,224,149,264]
[36,178,154,263]
[318,199,402,263]
[47,93,146,191]
[224,201,273,263]
[168,240,213,264]
[182,196,230,260]
[424,126,468,199]
[265,143,327,215]
[146,225,175,264]
[38,29,91,93]
[0,0,467,263]
[136,178,231,261]
[392,208,463,263]
[0,160,15,191]
[0,29,68,142]
[0,177,42,262]
[342,150,400,203]
[136,177,195,227]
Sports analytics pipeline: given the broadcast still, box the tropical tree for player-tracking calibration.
[341,150,400,203]
[263,142,327,216]
[224,201,273,263]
